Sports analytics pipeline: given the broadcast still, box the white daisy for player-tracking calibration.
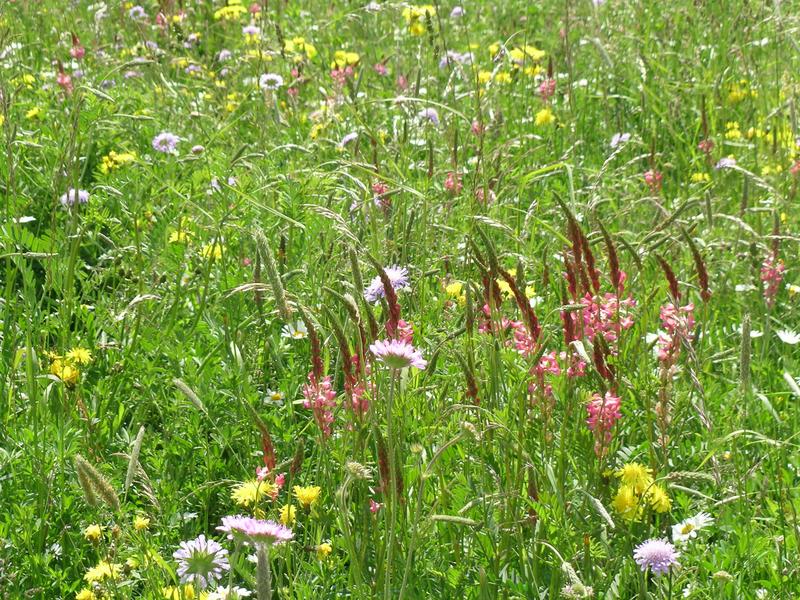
[281,321,308,340]
[776,329,800,345]
[672,512,713,544]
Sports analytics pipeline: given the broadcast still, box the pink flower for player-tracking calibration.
[369,339,427,370]
[644,169,663,192]
[633,539,679,575]
[586,391,622,454]
[370,498,383,513]
[374,63,388,76]
[538,78,556,100]
[302,373,337,437]
[761,253,785,308]
[444,171,462,194]
[218,516,293,546]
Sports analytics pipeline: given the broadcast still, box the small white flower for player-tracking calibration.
[610,132,631,148]
[776,329,800,345]
[281,321,308,340]
[735,283,757,292]
[266,389,285,404]
[672,512,713,544]
[259,73,284,90]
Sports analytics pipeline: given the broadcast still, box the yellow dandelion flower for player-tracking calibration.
[691,172,710,183]
[293,485,321,508]
[535,108,555,126]
[67,347,93,365]
[316,542,332,560]
[50,359,79,386]
[647,484,671,513]
[26,106,43,120]
[134,515,150,531]
[76,589,96,600]
[201,243,223,260]
[495,71,512,84]
[611,485,641,522]
[280,504,297,525]
[232,480,277,508]
[615,462,653,494]
[162,585,196,600]
[83,524,103,542]
[84,560,120,583]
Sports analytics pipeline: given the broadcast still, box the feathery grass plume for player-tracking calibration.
[345,461,372,481]
[349,247,378,339]
[771,211,781,259]
[526,467,539,523]
[296,304,324,380]
[325,287,367,359]
[498,267,541,341]
[655,255,681,301]
[254,229,292,321]
[290,438,305,476]
[322,304,355,389]
[454,352,479,404]
[173,378,207,414]
[244,402,277,471]
[593,338,614,382]
[465,278,475,337]
[740,313,752,397]
[595,219,623,293]
[75,456,99,507]
[75,454,119,510]
[124,425,145,493]
[681,229,711,302]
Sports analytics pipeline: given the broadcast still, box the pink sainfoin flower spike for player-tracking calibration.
[761,253,785,308]
[538,78,556,100]
[370,339,427,370]
[644,169,662,192]
[302,373,337,437]
[444,171,462,194]
[656,302,695,365]
[586,390,622,456]
[528,351,561,398]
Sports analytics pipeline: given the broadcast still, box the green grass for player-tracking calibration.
[1,0,799,598]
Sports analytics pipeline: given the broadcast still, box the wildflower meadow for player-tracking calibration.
[2,0,800,598]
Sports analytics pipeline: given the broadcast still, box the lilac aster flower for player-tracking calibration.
[60,188,90,207]
[610,132,631,148]
[152,132,180,154]
[418,107,440,126]
[339,131,358,148]
[369,339,427,370]
[242,25,260,37]
[128,5,146,19]
[450,6,464,18]
[173,534,229,589]
[633,538,679,575]
[217,49,232,62]
[363,266,410,302]
[715,157,737,169]
[218,516,293,546]
[259,73,284,90]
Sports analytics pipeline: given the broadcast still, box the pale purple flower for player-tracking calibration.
[363,266,410,302]
[610,133,631,148]
[715,157,737,169]
[152,132,180,153]
[242,25,260,37]
[450,6,464,18]
[418,107,440,126]
[370,339,427,370]
[259,73,284,90]
[217,49,232,62]
[439,51,472,69]
[191,145,205,154]
[173,534,229,589]
[633,538,680,575]
[217,516,293,546]
[128,5,146,19]
[339,132,358,148]
[60,188,89,207]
